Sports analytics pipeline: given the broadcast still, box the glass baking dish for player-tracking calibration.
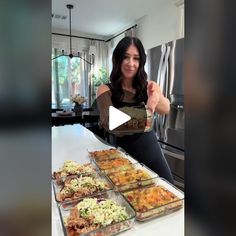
[111,106,155,135]
[53,171,114,204]
[122,177,184,221]
[58,190,136,236]
[93,152,138,174]
[52,161,98,186]
[87,146,128,162]
[106,163,158,192]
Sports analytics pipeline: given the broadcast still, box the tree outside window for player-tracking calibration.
[91,66,109,104]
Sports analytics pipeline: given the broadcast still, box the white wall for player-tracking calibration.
[52,0,184,52]
[136,0,184,50]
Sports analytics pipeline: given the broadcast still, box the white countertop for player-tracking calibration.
[52,124,184,236]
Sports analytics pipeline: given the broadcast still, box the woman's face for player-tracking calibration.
[121,44,140,80]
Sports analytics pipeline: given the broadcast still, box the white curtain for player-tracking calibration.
[106,33,125,77]
[90,40,108,77]
[79,50,93,107]
[89,40,108,104]
[106,40,114,77]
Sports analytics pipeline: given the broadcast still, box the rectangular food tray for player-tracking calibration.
[106,163,158,192]
[52,161,98,186]
[122,177,184,221]
[58,190,136,236]
[53,171,114,204]
[90,147,138,173]
[87,146,128,162]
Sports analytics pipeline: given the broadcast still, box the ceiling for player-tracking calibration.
[52,0,166,39]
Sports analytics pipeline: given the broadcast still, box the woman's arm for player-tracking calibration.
[96,84,113,130]
[147,81,170,115]
[96,84,110,97]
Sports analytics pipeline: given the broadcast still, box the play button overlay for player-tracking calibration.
[96,89,154,135]
[109,106,131,131]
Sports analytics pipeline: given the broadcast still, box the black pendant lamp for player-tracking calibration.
[52,4,92,65]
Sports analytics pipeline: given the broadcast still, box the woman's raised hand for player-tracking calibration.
[147,81,162,113]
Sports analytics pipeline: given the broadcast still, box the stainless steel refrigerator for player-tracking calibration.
[147,38,184,189]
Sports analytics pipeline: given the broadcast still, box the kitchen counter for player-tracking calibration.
[52,124,184,236]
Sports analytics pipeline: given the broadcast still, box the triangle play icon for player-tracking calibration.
[109,106,131,131]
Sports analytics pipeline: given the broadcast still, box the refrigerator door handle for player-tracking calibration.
[155,45,171,141]
[157,44,166,84]
[169,40,176,95]
[160,45,171,130]
[161,45,171,95]
[156,44,166,140]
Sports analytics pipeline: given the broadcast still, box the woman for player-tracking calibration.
[97,36,173,183]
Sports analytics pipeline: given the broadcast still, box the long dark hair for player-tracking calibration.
[110,36,148,103]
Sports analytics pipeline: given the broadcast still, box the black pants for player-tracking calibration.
[116,130,174,184]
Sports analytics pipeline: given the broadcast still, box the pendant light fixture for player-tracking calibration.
[52,4,92,65]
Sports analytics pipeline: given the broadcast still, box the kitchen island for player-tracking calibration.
[52,124,184,236]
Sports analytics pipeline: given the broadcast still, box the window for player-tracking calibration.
[52,48,83,109]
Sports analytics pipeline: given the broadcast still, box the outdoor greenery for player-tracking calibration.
[92,66,109,87]
[91,66,109,105]
[54,55,80,85]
